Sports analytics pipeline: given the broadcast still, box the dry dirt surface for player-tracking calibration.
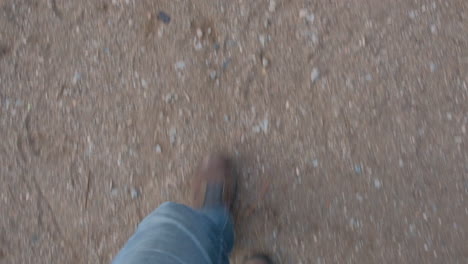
[1,0,467,263]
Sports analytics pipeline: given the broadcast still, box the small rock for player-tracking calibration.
[262,57,269,67]
[268,0,277,12]
[169,127,177,145]
[365,73,372,81]
[373,178,382,189]
[194,41,203,50]
[312,159,319,168]
[399,159,404,168]
[222,58,231,70]
[130,187,140,199]
[72,71,81,85]
[141,79,148,89]
[196,28,203,38]
[111,187,119,197]
[260,118,269,133]
[454,136,462,144]
[155,144,162,153]
[354,164,362,174]
[356,193,363,202]
[429,62,437,72]
[299,9,315,23]
[157,11,171,24]
[253,116,269,134]
[446,112,452,120]
[252,126,261,133]
[299,9,308,18]
[31,234,40,244]
[430,24,437,34]
[224,114,230,122]
[164,93,178,103]
[310,68,320,83]
[259,35,266,47]
[175,61,186,71]
[209,70,217,80]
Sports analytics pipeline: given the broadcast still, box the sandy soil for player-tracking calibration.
[1,0,467,263]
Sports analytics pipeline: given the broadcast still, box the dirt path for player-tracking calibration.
[1,0,467,263]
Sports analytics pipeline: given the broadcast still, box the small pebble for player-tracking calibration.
[72,71,81,85]
[312,159,319,168]
[299,9,315,23]
[259,35,266,47]
[310,68,320,83]
[429,62,437,72]
[299,9,308,18]
[268,0,277,12]
[157,11,171,24]
[111,187,119,197]
[354,164,362,174]
[222,58,231,70]
[262,57,269,67]
[373,178,382,189]
[164,93,178,103]
[430,24,437,34]
[155,144,162,153]
[209,70,217,80]
[252,126,261,133]
[196,28,203,38]
[169,127,177,145]
[194,41,203,50]
[31,234,39,244]
[260,118,269,133]
[130,187,140,199]
[399,159,404,168]
[175,61,186,70]
[446,112,452,120]
[141,79,148,89]
[356,193,363,202]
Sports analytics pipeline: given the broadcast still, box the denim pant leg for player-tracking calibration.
[112,202,234,264]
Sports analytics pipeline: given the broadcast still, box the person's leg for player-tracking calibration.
[112,202,234,264]
[112,154,236,264]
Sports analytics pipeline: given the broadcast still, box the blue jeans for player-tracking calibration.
[112,202,235,264]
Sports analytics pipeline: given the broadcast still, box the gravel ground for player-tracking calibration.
[1,0,467,263]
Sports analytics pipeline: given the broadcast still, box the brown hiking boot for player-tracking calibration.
[191,154,236,210]
[244,254,273,264]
